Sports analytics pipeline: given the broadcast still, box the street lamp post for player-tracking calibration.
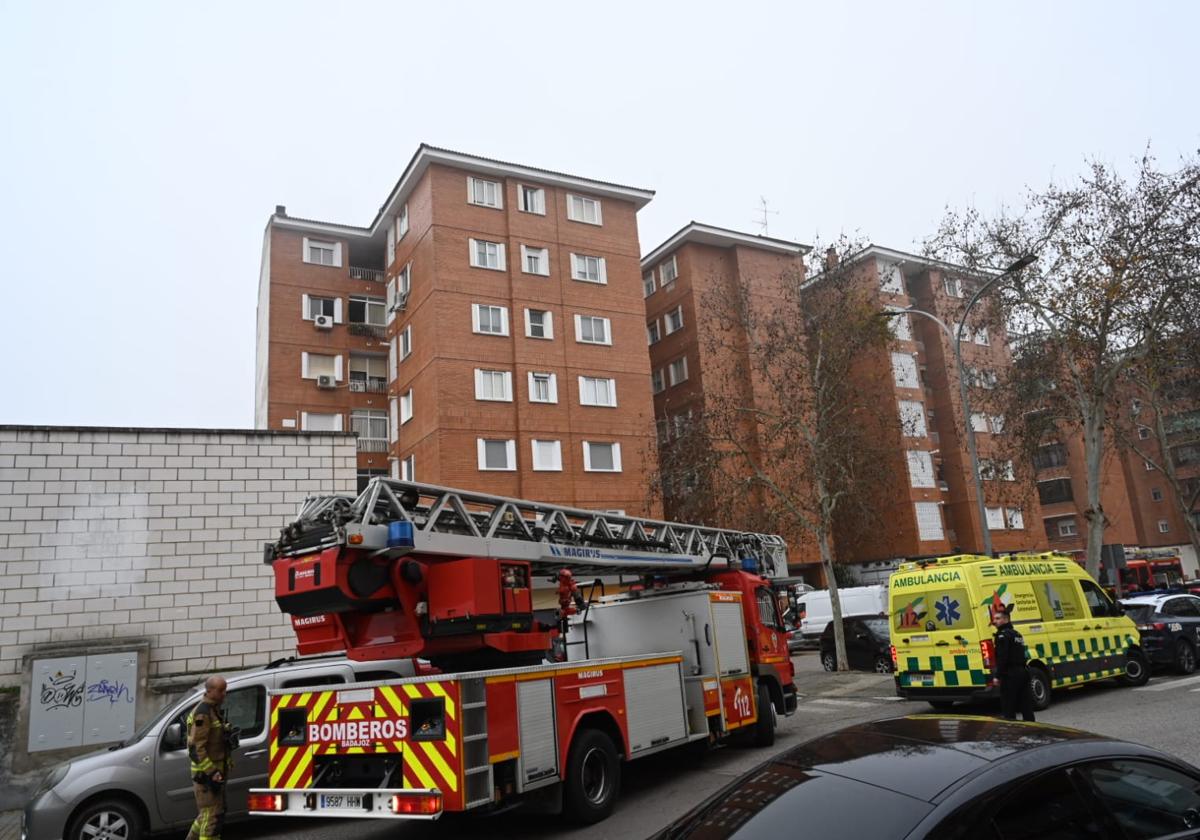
[886,255,1036,557]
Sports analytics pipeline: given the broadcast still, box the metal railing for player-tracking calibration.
[349,266,385,283]
[356,438,390,453]
[348,322,386,339]
[348,378,388,394]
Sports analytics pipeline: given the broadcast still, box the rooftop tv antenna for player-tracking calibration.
[753,197,779,236]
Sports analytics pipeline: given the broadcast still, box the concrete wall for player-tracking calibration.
[0,426,356,684]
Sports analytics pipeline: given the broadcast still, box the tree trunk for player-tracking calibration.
[1081,403,1107,579]
[819,526,848,671]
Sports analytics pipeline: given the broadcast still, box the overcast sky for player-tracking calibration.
[1,1,1196,429]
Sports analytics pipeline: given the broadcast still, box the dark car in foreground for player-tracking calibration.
[1122,592,1200,674]
[650,715,1200,839]
[818,615,892,673]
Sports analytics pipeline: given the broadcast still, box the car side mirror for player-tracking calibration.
[1111,602,1124,617]
[164,722,184,751]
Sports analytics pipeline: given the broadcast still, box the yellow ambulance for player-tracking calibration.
[888,552,1148,711]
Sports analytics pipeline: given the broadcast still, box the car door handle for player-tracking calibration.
[935,641,950,646]
[243,748,267,759]
[1081,625,1093,631]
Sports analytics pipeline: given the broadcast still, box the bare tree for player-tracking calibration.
[927,152,1200,576]
[653,239,903,670]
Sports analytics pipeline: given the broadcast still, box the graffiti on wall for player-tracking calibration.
[29,652,138,752]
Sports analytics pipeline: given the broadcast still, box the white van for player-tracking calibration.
[797,585,888,641]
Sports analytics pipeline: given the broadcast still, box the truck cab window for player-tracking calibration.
[756,587,781,630]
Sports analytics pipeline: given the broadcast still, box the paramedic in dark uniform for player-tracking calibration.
[991,606,1036,722]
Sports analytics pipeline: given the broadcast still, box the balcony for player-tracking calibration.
[348,322,387,340]
[349,266,386,283]
[357,438,389,453]
[348,377,388,394]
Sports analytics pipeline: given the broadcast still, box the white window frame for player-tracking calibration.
[472,303,510,336]
[386,224,395,267]
[302,237,342,267]
[400,324,412,359]
[898,400,927,437]
[578,376,617,408]
[1158,520,1171,534]
[914,502,945,541]
[301,351,343,381]
[477,438,517,472]
[527,371,558,404]
[469,238,506,271]
[651,368,665,394]
[970,413,989,433]
[300,411,343,432]
[974,327,990,346]
[396,203,409,239]
[401,454,414,481]
[878,259,904,294]
[906,450,936,488]
[989,415,1005,434]
[474,369,514,402]
[570,253,608,284]
[467,176,503,209]
[566,193,603,225]
[886,307,913,341]
[301,294,341,323]
[531,439,563,472]
[1151,487,1164,501]
[389,398,399,443]
[582,441,622,472]
[574,314,612,346]
[1057,518,1078,537]
[647,320,661,345]
[643,272,656,297]
[1006,508,1025,530]
[668,356,688,386]
[388,337,398,382]
[891,352,919,389]
[659,255,678,286]
[524,308,554,340]
[521,245,550,276]
[664,305,684,335]
[518,184,546,215]
[943,277,963,298]
[986,506,1006,530]
[400,389,413,424]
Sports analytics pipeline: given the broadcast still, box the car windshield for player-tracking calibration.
[1121,604,1156,624]
[128,687,200,744]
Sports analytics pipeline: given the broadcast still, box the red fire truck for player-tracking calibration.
[248,479,796,824]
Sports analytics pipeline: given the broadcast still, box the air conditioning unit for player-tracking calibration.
[317,375,336,390]
[392,290,410,312]
[314,314,334,330]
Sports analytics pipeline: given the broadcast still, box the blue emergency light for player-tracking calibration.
[387,520,415,548]
[741,556,758,572]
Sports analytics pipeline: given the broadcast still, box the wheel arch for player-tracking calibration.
[560,708,626,772]
[754,668,785,714]
[66,789,151,840]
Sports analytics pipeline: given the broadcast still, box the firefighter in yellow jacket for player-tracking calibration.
[187,676,231,840]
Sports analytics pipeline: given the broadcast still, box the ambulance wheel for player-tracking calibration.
[750,682,776,748]
[564,728,620,824]
[1174,639,1196,675]
[1028,667,1052,711]
[1119,650,1151,686]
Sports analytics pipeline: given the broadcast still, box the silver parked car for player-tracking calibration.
[23,654,417,840]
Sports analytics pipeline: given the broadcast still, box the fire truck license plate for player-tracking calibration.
[319,794,363,810]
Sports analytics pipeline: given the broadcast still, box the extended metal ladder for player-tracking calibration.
[269,478,789,579]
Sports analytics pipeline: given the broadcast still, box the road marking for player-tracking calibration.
[1134,674,1200,691]
[808,698,876,708]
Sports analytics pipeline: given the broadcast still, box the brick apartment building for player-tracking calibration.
[1033,406,1200,577]
[641,223,817,571]
[643,234,1045,583]
[255,145,662,515]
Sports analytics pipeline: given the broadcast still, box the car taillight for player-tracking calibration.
[980,639,995,670]
[390,793,442,816]
[889,645,898,668]
[248,793,285,812]
[1137,623,1166,632]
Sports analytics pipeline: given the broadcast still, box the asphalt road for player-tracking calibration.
[215,653,1200,840]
